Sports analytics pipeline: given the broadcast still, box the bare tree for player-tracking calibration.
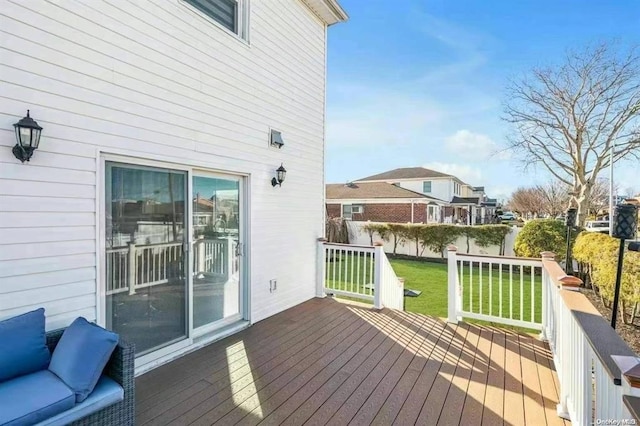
[508,187,546,217]
[536,180,570,217]
[587,178,615,215]
[504,43,640,225]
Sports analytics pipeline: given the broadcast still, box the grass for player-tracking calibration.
[325,255,542,330]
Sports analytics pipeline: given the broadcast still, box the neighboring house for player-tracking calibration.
[325,182,447,223]
[0,0,347,374]
[326,167,498,224]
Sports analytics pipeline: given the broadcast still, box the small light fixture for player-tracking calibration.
[610,204,638,329]
[12,110,43,163]
[270,129,284,149]
[271,164,286,187]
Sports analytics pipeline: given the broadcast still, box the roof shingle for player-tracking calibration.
[326,182,440,200]
[355,167,453,181]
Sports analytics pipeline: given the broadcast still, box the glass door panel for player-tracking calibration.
[105,162,188,356]
[192,175,241,329]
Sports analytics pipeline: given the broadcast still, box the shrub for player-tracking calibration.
[402,224,427,257]
[573,231,640,323]
[420,225,463,258]
[386,224,408,255]
[514,219,570,258]
[326,217,350,243]
[470,225,512,255]
[361,222,389,245]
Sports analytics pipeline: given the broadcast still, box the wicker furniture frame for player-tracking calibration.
[45,329,135,426]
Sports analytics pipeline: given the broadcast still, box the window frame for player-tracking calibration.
[181,0,250,42]
[422,181,432,193]
[342,204,363,219]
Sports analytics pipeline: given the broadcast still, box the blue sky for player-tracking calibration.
[325,0,640,202]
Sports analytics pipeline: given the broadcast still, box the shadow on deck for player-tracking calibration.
[135,298,568,425]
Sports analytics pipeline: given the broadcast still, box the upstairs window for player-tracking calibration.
[184,0,248,39]
[422,181,432,193]
[454,182,461,195]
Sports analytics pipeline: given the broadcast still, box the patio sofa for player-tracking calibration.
[0,310,135,426]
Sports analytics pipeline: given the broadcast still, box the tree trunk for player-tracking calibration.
[574,180,593,227]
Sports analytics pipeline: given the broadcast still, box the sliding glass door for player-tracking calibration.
[192,174,242,331]
[104,161,245,360]
[105,162,188,356]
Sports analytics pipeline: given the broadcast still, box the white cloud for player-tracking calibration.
[326,87,446,147]
[444,130,511,161]
[423,162,483,184]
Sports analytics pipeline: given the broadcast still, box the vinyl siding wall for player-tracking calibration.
[397,178,452,202]
[0,0,327,329]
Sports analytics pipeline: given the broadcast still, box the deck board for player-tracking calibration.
[136,298,568,425]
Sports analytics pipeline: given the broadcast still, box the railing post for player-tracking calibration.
[447,245,459,324]
[373,242,384,309]
[196,235,205,275]
[127,242,136,295]
[316,238,327,298]
[226,236,234,277]
[398,277,406,311]
[540,251,555,341]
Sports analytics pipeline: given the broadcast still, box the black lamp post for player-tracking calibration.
[610,203,638,329]
[564,207,577,274]
[12,110,43,162]
[271,164,286,187]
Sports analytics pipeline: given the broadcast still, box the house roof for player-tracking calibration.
[301,0,348,25]
[326,182,441,201]
[451,196,480,205]
[355,167,454,182]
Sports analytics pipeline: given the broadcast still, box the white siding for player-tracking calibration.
[0,0,327,328]
[397,178,453,202]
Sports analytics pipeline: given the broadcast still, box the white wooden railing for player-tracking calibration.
[106,237,237,295]
[539,253,640,425]
[447,246,543,330]
[317,240,404,310]
[447,246,640,425]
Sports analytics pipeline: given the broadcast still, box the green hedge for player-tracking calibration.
[361,223,511,258]
[573,232,640,324]
[513,219,571,258]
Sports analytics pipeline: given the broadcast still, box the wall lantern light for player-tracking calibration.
[610,203,638,329]
[13,110,43,163]
[564,207,577,274]
[270,129,284,149]
[271,164,287,187]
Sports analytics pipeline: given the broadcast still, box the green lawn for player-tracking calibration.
[393,258,542,325]
[325,255,542,327]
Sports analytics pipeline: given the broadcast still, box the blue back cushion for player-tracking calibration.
[48,317,119,402]
[0,308,51,382]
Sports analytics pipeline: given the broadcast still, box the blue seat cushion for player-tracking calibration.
[48,317,119,403]
[0,308,51,382]
[0,370,75,426]
[36,376,124,426]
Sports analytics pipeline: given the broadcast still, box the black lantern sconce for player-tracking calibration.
[12,110,43,163]
[610,203,638,329]
[564,207,577,274]
[271,164,287,187]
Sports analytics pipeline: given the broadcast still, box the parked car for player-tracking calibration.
[499,212,517,221]
[584,220,610,234]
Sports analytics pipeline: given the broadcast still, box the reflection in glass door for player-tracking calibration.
[192,175,241,330]
[105,162,188,356]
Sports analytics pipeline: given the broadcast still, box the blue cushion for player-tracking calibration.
[48,317,118,403]
[0,308,51,382]
[0,370,75,426]
[37,376,124,426]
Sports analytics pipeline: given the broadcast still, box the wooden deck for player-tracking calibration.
[135,298,569,426]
